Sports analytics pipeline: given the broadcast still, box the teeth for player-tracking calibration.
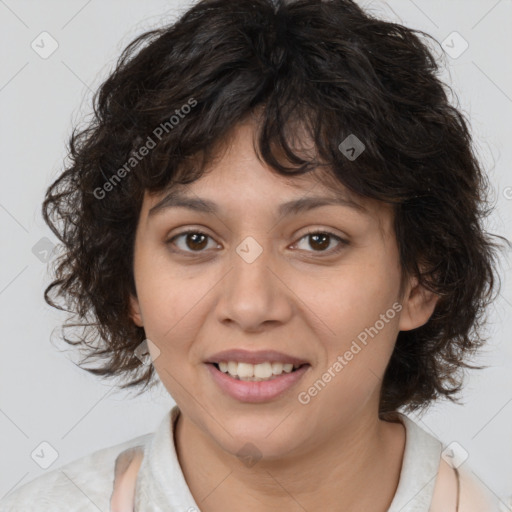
[215,361,301,381]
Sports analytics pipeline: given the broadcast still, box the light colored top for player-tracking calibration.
[0,405,507,511]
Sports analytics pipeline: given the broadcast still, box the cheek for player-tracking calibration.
[134,268,216,372]
[298,258,399,337]
[134,248,188,329]
[296,256,401,389]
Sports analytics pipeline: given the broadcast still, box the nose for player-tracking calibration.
[214,236,293,332]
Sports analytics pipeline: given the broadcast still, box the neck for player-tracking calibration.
[174,406,406,512]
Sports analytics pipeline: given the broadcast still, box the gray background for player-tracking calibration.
[1,0,511,506]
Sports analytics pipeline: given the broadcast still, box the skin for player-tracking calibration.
[129,118,439,512]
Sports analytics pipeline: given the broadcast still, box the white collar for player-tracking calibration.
[134,405,199,511]
[387,412,442,511]
[133,406,442,511]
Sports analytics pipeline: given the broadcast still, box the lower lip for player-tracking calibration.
[205,363,310,403]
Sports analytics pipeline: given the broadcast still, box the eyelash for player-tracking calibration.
[165,228,349,257]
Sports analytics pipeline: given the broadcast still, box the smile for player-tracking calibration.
[205,362,311,403]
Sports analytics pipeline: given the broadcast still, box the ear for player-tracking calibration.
[129,294,144,327]
[398,274,439,332]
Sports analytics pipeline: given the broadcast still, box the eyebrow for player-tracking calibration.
[148,189,368,218]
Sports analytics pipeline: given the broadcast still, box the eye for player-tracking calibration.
[293,229,348,256]
[166,229,218,254]
[165,228,349,256]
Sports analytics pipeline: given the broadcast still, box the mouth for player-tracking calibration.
[209,361,310,382]
[205,360,311,403]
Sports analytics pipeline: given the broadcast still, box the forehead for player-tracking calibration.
[141,119,394,237]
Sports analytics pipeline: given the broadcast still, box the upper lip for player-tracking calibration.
[205,349,310,366]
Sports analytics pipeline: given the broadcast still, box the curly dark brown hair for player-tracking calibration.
[42,0,509,415]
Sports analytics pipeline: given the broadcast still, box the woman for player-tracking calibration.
[1,0,508,510]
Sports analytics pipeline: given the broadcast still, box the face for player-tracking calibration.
[129,119,437,460]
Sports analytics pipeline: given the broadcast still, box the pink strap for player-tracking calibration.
[429,457,461,511]
[110,446,145,512]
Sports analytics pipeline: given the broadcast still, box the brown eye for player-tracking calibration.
[166,228,348,257]
[308,233,330,251]
[294,230,348,255]
[166,230,216,254]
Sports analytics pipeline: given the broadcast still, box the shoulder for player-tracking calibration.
[391,413,507,512]
[430,457,505,512]
[0,432,153,512]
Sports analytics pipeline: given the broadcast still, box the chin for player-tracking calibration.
[211,418,303,461]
